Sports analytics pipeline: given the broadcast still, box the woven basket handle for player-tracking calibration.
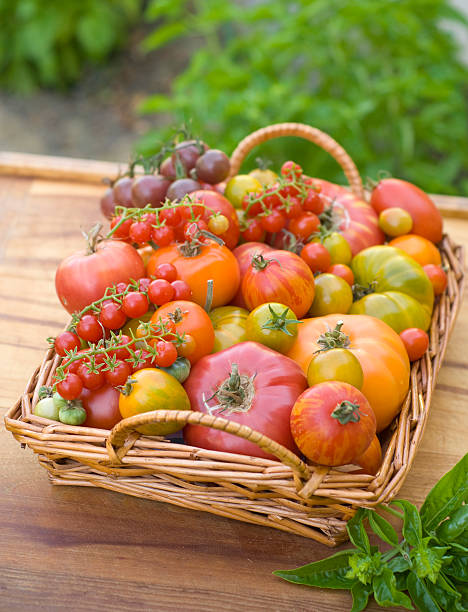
[107,409,310,480]
[229,122,364,199]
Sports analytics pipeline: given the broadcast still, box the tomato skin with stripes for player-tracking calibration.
[241,250,315,318]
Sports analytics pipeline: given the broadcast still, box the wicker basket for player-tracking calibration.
[4,123,465,547]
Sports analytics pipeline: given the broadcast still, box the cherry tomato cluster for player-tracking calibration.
[240,161,325,243]
[52,263,193,400]
[109,199,230,248]
[100,137,231,220]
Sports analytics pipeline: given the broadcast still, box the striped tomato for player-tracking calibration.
[231,241,273,308]
[312,179,385,256]
[241,250,315,318]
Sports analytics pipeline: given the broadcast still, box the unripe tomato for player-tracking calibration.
[307,348,364,389]
[224,175,263,209]
[313,232,352,265]
[309,273,353,316]
[245,302,299,354]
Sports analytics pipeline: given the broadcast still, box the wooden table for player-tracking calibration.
[1,153,467,611]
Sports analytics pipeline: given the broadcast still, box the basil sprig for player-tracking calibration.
[274,453,468,611]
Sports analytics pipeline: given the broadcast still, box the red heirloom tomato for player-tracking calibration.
[231,241,273,308]
[399,328,429,361]
[311,178,385,255]
[370,178,443,244]
[183,341,307,460]
[423,264,448,296]
[190,190,240,249]
[56,239,145,314]
[290,381,376,467]
[147,239,240,309]
[241,250,315,318]
[80,384,122,430]
[151,300,215,365]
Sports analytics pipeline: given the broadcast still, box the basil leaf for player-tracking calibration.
[373,567,414,609]
[427,573,467,612]
[407,572,443,612]
[347,508,371,553]
[392,499,423,547]
[445,555,468,583]
[436,506,468,543]
[420,453,468,532]
[395,571,409,592]
[273,550,357,589]
[368,509,400,547]
[410,538,450,583]
[351,581,372,612]
[388,554,411,573]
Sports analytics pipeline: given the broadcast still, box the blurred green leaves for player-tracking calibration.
[140,0,468,195]
[0,0,141,92]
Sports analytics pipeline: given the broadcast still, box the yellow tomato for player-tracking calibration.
[249,168,278,187]
[307,348,364,389]
[224,175,262,209]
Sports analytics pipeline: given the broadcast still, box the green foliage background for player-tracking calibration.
[139,0,468,195]
[0,0,140,92]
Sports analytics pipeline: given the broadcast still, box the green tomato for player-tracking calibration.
[209,306,248,352]
[33,397,60,420]
[307,349,364,389]
[53,391,69,411]
[158,357,191,383]
[314,232,352,265]
[309,273,353,316]
[224,175,263,209]
[245,302,299,354]
[350,245,434,332]
[59,401,87,426]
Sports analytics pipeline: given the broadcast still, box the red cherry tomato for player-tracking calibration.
[129,221,151,245]
[171,280,192,301]
[303,190,324,215]
[148,279,175,305]
[241,219,265,243]
[99,302,127,330]
[77,363,105,390]
[289,212,320,241]
[154,263,178,283]
[159,207,181,227]
[110,216,133,239]
[154,341,178,367]
[399,328,429,361]
[260,210,287,233]
[56,373,83,400]
[54,331,81,357]
[151,225,174,247]
[423,264,448,296]
[327,263,354,286]
[121,292,149,318]
[300,242,331,273]
[281,160,302,179]
[76,314,104,342]
[104,361,132,387]
[283,197,303,219]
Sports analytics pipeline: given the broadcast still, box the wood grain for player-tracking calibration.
[0,161,467,612]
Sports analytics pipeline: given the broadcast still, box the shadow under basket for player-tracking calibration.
[4,123,466,547]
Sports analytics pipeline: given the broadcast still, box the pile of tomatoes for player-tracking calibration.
[38,147,449,475]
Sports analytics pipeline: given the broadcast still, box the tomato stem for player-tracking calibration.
[316,320,351,352]
[204,279,214,313]
[205,363,256,415]
[331,400,364,424]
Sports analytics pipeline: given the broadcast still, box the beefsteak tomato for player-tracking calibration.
[241,250,315,318]
[290,381,376,466]
[231,241,273,308]
[56,239,145,314]
[370,178,443,243]
[183,341,307,460]
[350,245,434,332]
[287,314,410,432]
[147,239,240,309]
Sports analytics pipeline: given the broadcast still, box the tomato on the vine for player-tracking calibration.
[104,361,132,387]
[208,214,230,235]
[56,373,83,400]
[121,292,149,318]
[289,212,320,241]
[282,197,303,219]
[99,302,127,330]
[54,331,81,357]
[77,363,105,390]
[153,263,178,283]
[399,328,429,361]
[159,207,181,227]
[260,210,287,233]
[148,279,175,305]
[110,216,133,239]
[151,225,174,247]
[241,219,265,242]
[154,341,178,367]
[129,221,151,245]
[184,219,209,241]
[303,189,324,215]
[281,161,303,179]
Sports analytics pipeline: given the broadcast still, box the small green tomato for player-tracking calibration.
[307,348,364,389]
[245,302,300,354]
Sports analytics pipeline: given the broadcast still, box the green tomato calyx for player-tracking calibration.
[206,363,256,415]
[261,304,301,336]
[38,385,54,400]
[331,400,364,425]
[352,280,378,301]
[251,253,281,271]
[119,377,138,397]
[316,321,350,352]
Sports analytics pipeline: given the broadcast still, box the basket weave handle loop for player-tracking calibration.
[107,410,310,480]
[229,122,364,199]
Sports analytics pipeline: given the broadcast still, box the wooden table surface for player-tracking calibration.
[1,154,467,612]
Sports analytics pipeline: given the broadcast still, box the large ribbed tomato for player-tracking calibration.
[151,300,214,365]
[287,314,410,432]
[241,250,315,318]
[147,239,240,309]
[312,179,385,256]
[231,241,273,308]
[370,178,443,243]
[56,239,145,314]
[190,189,240,249]
[290,381,376,467]
[183,341,307,460]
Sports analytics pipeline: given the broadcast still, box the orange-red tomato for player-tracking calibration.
[424,264,448,296]
[241,250,315,318]
[290,381,376,466]
[399,328,429,362]
[354,435,382,475]
[327,263,354,286]
[231,241,273,308]
[147,240,240,309]
[311,178,385,255]
[371,178,443,243]
[151,300,215,365]
[388,234,441,266]
[287,314,410,432]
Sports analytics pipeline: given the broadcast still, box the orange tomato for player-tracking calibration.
[287,314,410,432]
[147,240,240,309]
[151,300,215,365]
[354,435,382,475]
[241,250,315,318]
[424,264,448,296]
[388,234,441,266]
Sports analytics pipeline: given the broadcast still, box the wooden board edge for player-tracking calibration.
[1,151,468,218]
